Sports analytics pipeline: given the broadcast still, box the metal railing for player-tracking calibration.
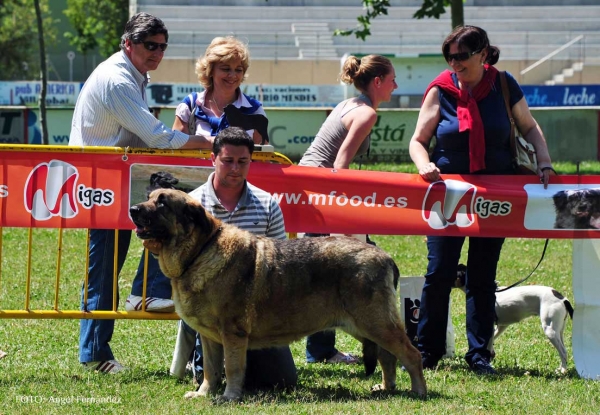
[520,35,585,85]
[0,145,293,320]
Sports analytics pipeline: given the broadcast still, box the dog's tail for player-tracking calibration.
[564,299,574,320]
[552,289,574,319]
[362,340,379,377]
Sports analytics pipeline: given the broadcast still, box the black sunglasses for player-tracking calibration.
[136,41,168,52]
[446,49,481,63]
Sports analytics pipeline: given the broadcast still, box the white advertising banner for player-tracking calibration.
[0,81,81,106]
[145,83,345,108]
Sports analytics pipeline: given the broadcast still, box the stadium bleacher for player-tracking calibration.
[132,0,600,86]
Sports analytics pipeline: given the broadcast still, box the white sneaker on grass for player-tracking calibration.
[82,360,127,374]
[125,294,174,312]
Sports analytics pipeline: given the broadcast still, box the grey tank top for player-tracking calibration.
[298,95,373,168]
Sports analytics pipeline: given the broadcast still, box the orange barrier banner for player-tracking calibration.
[2,148,600,238]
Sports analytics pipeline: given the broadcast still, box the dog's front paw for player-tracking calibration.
[371,383,396,393]
[371,383,385,392]
[184,391,204,399]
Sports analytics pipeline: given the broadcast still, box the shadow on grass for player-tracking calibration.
[434,358,580,381]
[0,364,448,404]
[493,366,580,380]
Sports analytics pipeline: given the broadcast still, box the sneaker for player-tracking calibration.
[325,351,359,364]
[125,294,174,312]
[470,359,497,376]
[0,350,6,360]
[82,360,127,374]
[186,361,194,376]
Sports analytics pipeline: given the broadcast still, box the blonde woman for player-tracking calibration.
[174,36,267,144]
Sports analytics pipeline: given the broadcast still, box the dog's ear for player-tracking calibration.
[587,188,600,206]
[553,190,568,211]
[184,199,214,235]
[149,172,161,185]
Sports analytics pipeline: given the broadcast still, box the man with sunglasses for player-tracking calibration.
[70,12,215,374]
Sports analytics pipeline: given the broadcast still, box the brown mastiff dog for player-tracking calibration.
[129,188,426,401]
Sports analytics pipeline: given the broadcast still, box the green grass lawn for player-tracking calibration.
[1,163,599,414]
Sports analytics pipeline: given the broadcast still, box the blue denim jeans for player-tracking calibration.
[417,235,504,366]
[79,229,131,363]
[131,250,172,299]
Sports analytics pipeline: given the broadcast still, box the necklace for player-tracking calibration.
[209,94,234,113]
[210,98,224,113]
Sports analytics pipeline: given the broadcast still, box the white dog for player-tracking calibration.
[455,264,573,373]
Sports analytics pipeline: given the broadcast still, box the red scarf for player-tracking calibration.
[423,66,498,173]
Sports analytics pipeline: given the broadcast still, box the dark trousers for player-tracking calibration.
[185,321,297,390]
[303,233,339,362]
[417,235,504,366]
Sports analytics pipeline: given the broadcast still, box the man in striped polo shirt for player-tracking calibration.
[145,126,297,391]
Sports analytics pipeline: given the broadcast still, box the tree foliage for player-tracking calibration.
[334,0,391,40]
[414,0,464,30]
[335,0,465,40]
[63,0,129,58]
[34,0,49,143]
[0,0,56,80]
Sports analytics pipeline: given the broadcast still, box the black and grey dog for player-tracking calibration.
[552,189,600,229]
[146,171,194,198]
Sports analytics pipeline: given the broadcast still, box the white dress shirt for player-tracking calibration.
[69,50,188,149]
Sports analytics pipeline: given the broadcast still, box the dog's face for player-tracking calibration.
[130,188,211,243]
[553,189,600,229]
[553,190,593,217]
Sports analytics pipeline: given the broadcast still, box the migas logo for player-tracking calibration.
[24,160,115,221]
[422,179,477,229]
[25,160,79,220]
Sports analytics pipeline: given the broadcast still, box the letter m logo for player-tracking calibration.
[24,160,79,221]
[422,179,476,229]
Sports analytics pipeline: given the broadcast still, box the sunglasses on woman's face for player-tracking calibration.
[137,41,168,52]
[446,49,481,63]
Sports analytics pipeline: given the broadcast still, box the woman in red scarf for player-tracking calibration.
[408,25,555,375]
